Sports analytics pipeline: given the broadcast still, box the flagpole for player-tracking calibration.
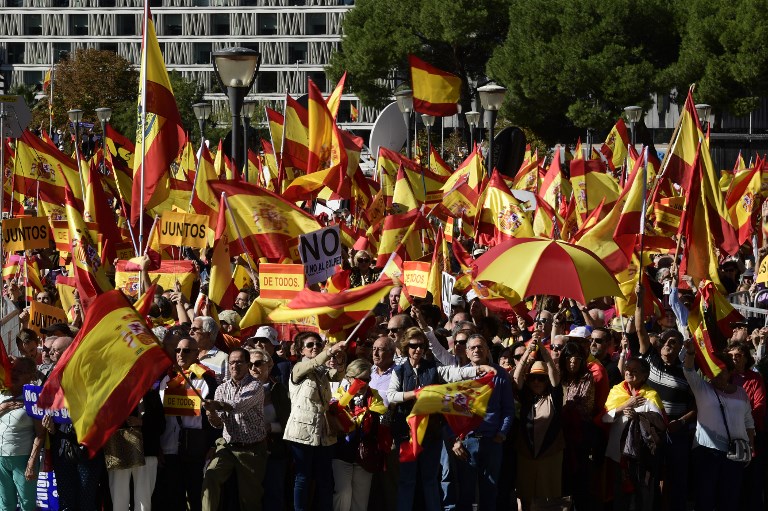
[187,144,203,213]
[143,215,159,257]
[277,91,289,193]
[637,147,649,269]
[138,0,149,256]
[222,192,261,286]
[48,46,54,138]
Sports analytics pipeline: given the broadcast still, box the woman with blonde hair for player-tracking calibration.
[349,250,380,288]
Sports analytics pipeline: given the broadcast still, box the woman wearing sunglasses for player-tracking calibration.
[512,339,564,511]
[284,331,348,511]
[349,250,381,288]
[386,327,494,511]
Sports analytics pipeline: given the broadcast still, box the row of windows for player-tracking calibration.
[14,12,330,36]
[4,40,313,65]
[5,0,353,7]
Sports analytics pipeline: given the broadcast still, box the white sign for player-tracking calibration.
[441,272,456,318]
[299,225,343,286]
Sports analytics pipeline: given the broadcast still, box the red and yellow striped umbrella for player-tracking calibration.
[472,237,622,304]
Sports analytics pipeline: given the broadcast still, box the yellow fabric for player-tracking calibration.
[604,382,663,413]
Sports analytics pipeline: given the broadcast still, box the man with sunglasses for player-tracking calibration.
[387,314,414,365]
[246,326,290,387]
[549,335,567,364]
[157,337,218,511]
[590,327,621,386]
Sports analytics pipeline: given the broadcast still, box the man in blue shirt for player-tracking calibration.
[449,334,515,511]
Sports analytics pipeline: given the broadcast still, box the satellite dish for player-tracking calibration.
[369,102,407,162]
[491,126,527,178]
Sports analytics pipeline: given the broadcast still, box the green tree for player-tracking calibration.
[487,0,681,143]
[327,0,511,110]
[661,0,768,120]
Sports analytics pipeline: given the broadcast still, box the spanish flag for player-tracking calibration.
[190,143,219,229]
[400,373,495,462]
[375,209,429,267]
[687,281,744,379]
[350,103,359,123]
[476,169,534,246]
[307,78,343,175]
[38,290,171,457]
[569,158,620,226]
[207,193,238,310]
[268,279,394,332]
[391,164,421,214]
[281,94,310,179]
[409,55,461,116]
[131,3,185,225]
[599,118,630,172]
[725,164,762,246]
[325,71,346,120]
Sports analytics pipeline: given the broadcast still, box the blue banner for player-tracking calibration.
[23,384,71,424]
[36,470,59,510]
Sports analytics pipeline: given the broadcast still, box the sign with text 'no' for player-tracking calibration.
[299,225,343,286]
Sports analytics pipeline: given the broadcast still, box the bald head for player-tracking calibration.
[50,336,73,364]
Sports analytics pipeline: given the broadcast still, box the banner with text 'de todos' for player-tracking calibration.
[259,264,305,299]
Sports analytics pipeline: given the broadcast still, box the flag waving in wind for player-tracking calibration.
[409,55,461,116]
[132,3,184,226]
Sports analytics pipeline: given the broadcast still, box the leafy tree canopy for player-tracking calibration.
[327,0,511,110]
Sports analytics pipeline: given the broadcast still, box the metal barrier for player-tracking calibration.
[731,303,768,326]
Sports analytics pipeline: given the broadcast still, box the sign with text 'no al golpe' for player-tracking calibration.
[299,225,343,286]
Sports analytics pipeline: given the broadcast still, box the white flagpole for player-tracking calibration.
[48,46,54,138]
[138,0,149,255]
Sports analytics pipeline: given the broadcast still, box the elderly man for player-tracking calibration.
[157,336,218,511]
[387,287,402,319]
[450,334,514,511]
[247,326,290,386]
[202,348,268,511]
[233,290,251,316]
[192,316,229,383]
[387,314,414,365]
[549,334,567,364]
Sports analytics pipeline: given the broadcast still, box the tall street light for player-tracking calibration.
[242,99,257,183]
[465,110,480,150]
[421,114,435,196]
[95,107,111,175]
[395,89,414,159]
[68,108,86,196]
[695,103,712,132]
[478,83,506,177]
[212,47,260,178]
[623,105,643,148]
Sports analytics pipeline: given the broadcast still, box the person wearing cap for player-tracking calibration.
[449,295,467,314]
[217,309,243,351]
[40,322,74,339]
[568,325,610,416]
[331,359,388,511]
[512,340,564,508]
[450,334,514,511]
[720,259,742,294]
[248,326,291,387]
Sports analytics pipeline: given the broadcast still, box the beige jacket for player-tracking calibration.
[283,350,338,446]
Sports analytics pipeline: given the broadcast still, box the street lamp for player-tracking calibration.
[478,83,506,176]
[623,105,643,147]
[420,114,435,198]
[189,102,212,211]
[695,103,712,131]
[242,99,258,183]
[68,108,85,195]
[95,107,112,175]
[212,47,261,178]
[465,110,480,149]
[395,89,414,159]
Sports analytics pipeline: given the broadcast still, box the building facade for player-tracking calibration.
[0,0,378,128]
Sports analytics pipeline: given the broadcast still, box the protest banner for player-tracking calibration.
[441,272,456,317]
[162,388,202,416]
[115,260,197,298]
[23,384,71,424]
[50,220,102,254]
[2,217,50,251]
[299,225,343,286]
[403,261,431,298]
[36,470,58,511]
[114,242,135,261]
[27,301,69,336]
[158,211,209,249]
[259,264,305,299]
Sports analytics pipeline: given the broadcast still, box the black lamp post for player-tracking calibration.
[68,108,85,195]
[242,99,257,183]
[695,103,712,132]
[95,107,112,175]
[212,47,260,177]
[478,83,506,176]
[465,110,480,149]
[395,89,414,159]
[623,105,643,148]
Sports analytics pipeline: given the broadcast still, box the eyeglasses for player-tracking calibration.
[528,374,548,382]
[513,354,524,360]
[304,341,324,349]
[175,348,195,354]
[387,327,404,334]
[357,259,371,263]
[590,337,608,344]
[454,340,468,346]
[189,326,201,332]
[250,360,267,368]
[229,360,248,366]
[467,345,484,351]
[408,343,426,350]
[550,344,564,352]
[39,346,51,353]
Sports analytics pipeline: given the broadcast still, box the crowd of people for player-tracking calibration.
[0,230,767,511]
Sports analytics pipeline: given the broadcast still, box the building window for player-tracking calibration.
[211,13,229,36]
[53,43,71,59]
[288,0,306,4]
[193,0,210,5]
[306,13,326,35]
[258,13,277,35]
[52,0,69,7]
[288,42,307,64]
[7,43,24,64]
[163,13,182,36]
[308,71,326,92]
[24,14,42,36]
[257,71,277,94]
[25,71,43,87]
[99,42,118,53]
[6,0,23,6]
[70,14,88,36]
[116,14,135,36]
[100,0,117,6]
[194,43,212,65]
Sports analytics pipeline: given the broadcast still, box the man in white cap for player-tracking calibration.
[247,326,290,386]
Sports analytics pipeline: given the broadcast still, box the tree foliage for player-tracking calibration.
[486,0,681,143]
[327,0,511,110]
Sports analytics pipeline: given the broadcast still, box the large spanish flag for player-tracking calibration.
[38,290,171,457]
[208,193,238,310]
[409,55,461,116]
[131,3,185,225]
[599,118,630,172]
[476,169,534,246]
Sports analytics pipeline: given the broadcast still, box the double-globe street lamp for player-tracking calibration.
[395,89,414,159]
[477,83,506,177]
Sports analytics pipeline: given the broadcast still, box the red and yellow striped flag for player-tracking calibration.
[131,3,185,224]
[476,169,534,246]
[0,335,11,390]
[409,55,461,116]
[599,118,630,172]
[208,193,238,310]
[325,71,346,120]
[38,290,171,457]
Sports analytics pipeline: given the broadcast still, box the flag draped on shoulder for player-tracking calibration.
[409,55,461,116]
[399,373,495,462]
[132,3,185,225]
[37,290,171,457]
